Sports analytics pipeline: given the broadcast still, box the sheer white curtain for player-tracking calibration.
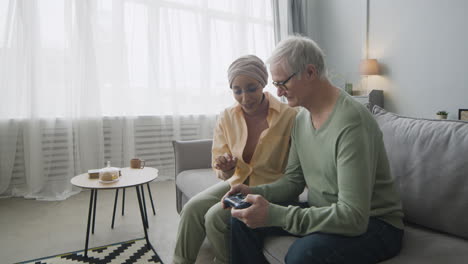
[0,0,275,200]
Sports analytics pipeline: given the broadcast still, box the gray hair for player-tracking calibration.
[267,35,327,80]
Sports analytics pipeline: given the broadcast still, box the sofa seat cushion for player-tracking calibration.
[176,168,220,199]
[262,224,468,264]
[263,236,296,264]
[381,224,468,263]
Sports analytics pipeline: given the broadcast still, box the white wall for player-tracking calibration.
[307,0,468,119]
[307,0,366,90]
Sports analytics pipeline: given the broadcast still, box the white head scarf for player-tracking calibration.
[227,55,268,88]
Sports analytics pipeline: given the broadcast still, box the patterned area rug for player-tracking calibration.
[17,238,163,264]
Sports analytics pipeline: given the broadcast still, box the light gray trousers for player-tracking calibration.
[173,181,231,264]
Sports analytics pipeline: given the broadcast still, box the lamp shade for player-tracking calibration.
[360,59,379,75]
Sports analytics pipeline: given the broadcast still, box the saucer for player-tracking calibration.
[99,178,120,184]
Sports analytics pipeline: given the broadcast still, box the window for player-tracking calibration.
[0,0,275,118]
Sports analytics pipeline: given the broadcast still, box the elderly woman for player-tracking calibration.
[173,55,297,264]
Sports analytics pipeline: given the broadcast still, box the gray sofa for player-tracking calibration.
[172,106,468,263]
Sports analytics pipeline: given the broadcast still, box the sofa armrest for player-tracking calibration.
[172,139,213,214]
[172,139,213,177]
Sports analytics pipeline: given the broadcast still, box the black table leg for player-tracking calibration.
[147,183,156,215]
[111,189,119,229]
[122,188,126,215]
[140,185,149,228]
[136,186,152,247]
[92,190,97,234]
[84,189,95,257]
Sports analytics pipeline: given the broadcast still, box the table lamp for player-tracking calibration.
[360,59,379,94]
[360,59,379,75]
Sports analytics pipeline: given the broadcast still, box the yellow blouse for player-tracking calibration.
[212,92,297,186]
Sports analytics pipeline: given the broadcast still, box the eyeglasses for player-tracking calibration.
[272,72,296,91]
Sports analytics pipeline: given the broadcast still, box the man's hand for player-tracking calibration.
[231,194,269,229]
[221,184,251,209]
[214,153,238,172]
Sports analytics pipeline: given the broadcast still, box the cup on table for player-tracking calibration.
[130,158,145,169]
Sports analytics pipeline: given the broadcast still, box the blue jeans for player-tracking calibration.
[231,203,403,264]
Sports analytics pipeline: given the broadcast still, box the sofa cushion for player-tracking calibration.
[372,106,468,239]
[176,168,220,199]
[263,236,296,264]
[381,224,468,263]
[263,224,468,264]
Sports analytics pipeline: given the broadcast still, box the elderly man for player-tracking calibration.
[225,36,404,264]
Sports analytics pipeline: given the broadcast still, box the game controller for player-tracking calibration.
[223,193,252,209]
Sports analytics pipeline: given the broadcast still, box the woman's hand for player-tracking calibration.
[214,153,238,172]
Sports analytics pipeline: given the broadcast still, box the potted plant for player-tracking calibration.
[436,110,448,120]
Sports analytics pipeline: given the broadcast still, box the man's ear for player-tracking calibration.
[305,64,318,80]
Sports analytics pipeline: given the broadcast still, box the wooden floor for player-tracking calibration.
[0,180,215,264]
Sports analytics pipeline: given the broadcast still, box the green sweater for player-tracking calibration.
[251,90,404,236]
